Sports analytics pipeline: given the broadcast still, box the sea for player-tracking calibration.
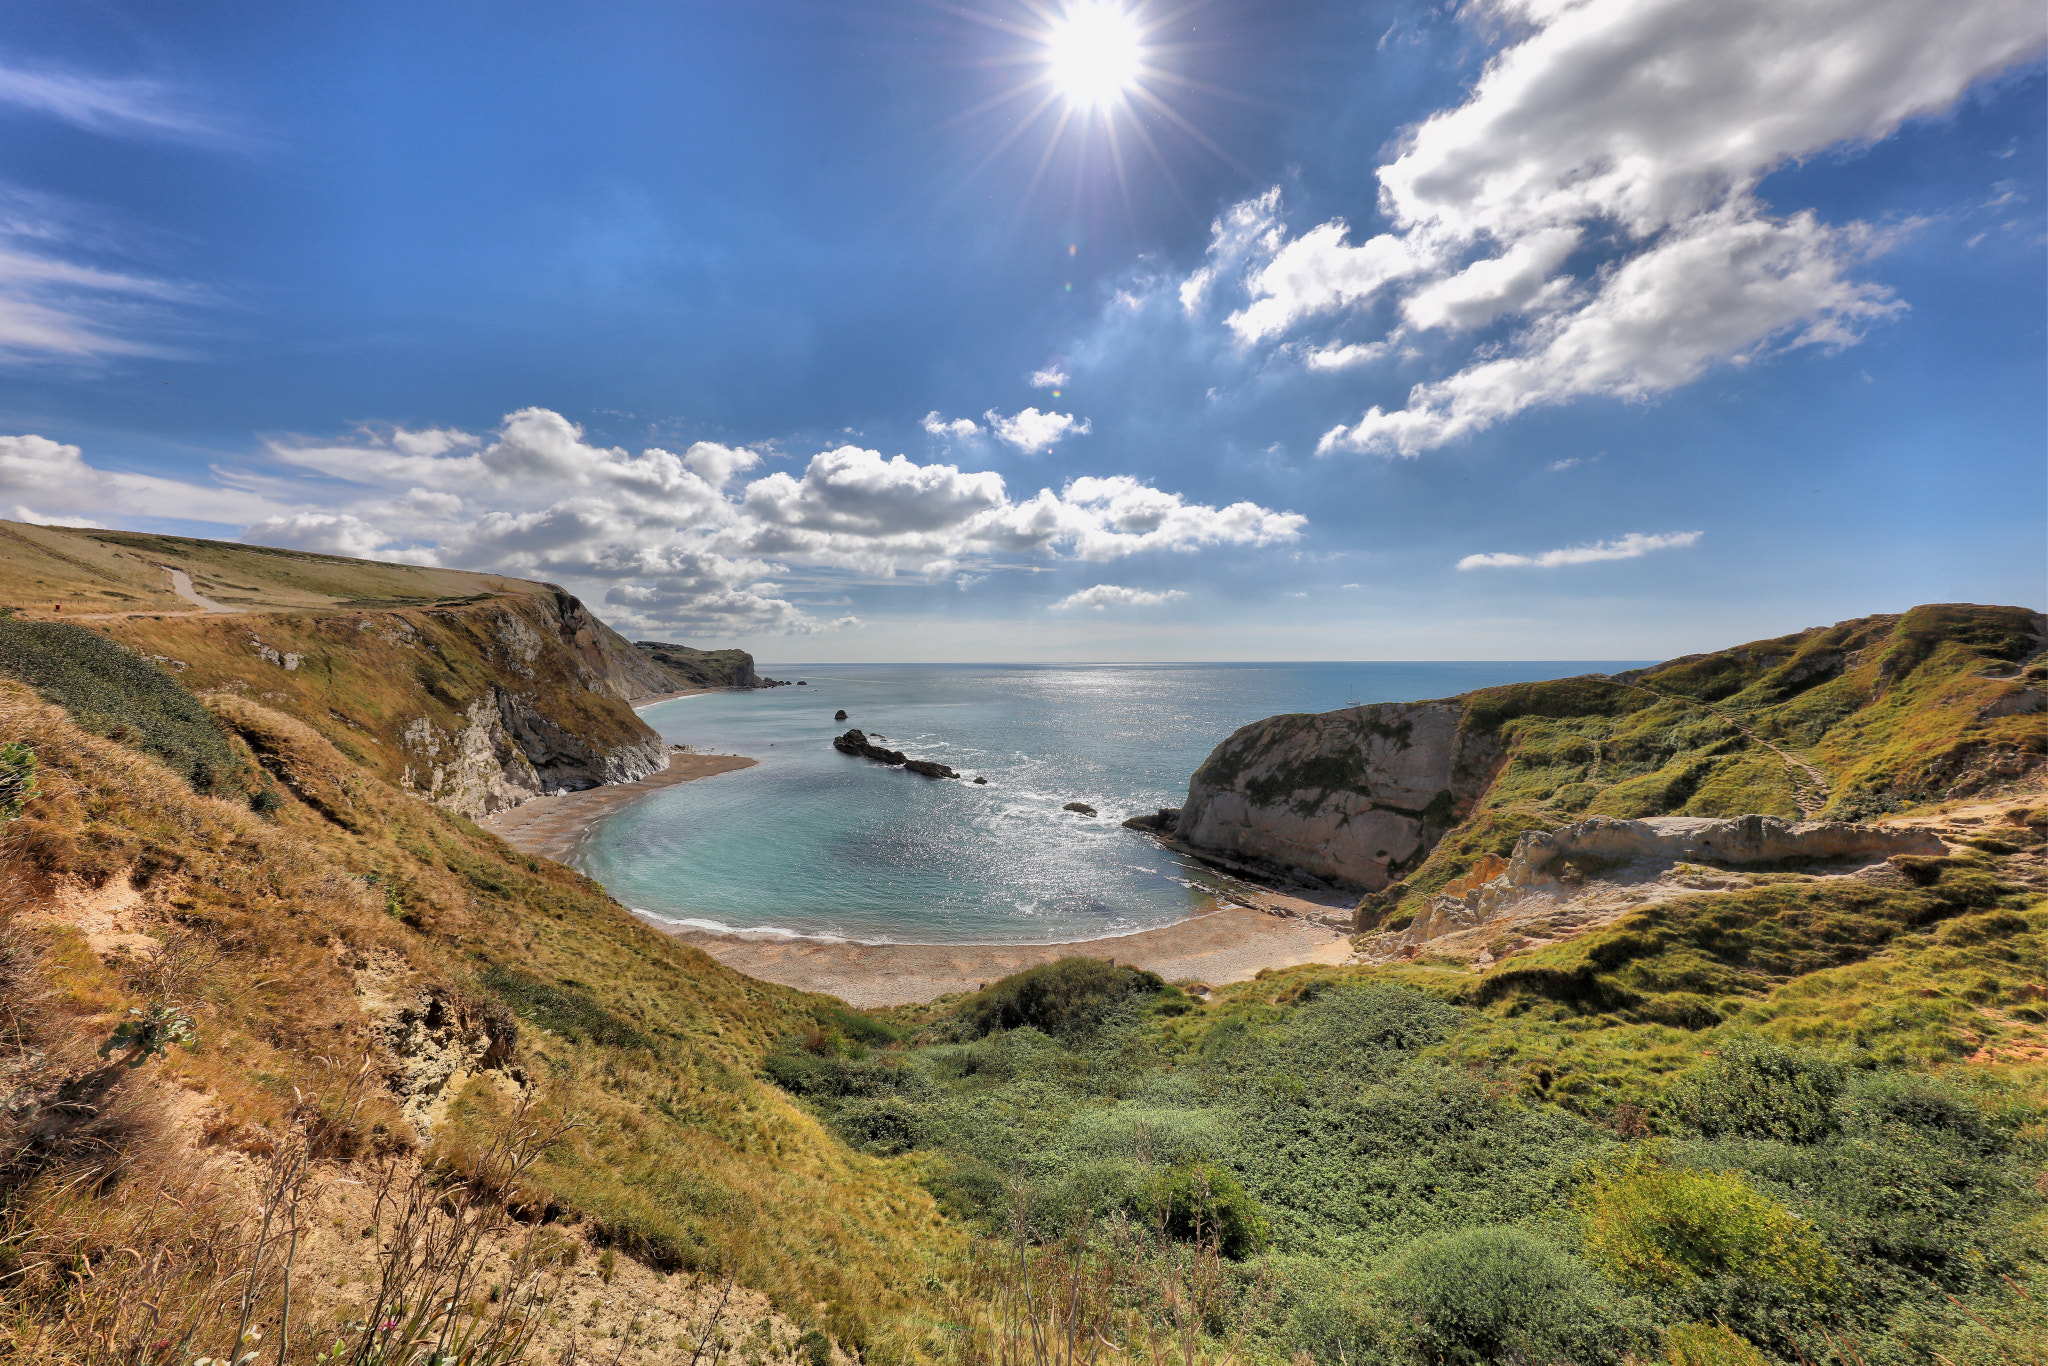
[574,661,1648,946]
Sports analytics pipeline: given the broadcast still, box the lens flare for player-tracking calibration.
[1045,3,1142,109]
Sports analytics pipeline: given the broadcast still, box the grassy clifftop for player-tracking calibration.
[0,522,790,819]
[636,640,766,691]
[1384,604,2044,915]
[0,520,533,615]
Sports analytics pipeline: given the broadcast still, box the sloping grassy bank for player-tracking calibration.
[0,654,956,1359]
[766,838,2047,1365]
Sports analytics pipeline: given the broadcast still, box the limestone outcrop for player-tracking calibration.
[400,687,666,819]
[1405,814,1947,941]
[1178,702,1499,891]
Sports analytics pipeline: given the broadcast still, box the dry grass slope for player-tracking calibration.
[0,679,958,1361]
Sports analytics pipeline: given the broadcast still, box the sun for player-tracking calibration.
[1045,3,1144,110]
[944,0,1244,228]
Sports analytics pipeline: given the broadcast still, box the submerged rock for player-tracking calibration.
[973,775,988,785]
[834,709,848,721]
[1063,802,1097,817]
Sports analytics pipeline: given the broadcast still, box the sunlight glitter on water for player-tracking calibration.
[573,661,1643,945]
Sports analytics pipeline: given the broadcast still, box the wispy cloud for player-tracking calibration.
[0,62,228,143]
[1049,584,1188,611]
[1457,531,1702,571]
[0,232,198,363]
[1030,366,1069,389]
[0,56,233,365]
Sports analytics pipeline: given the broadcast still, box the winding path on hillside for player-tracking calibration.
[1616,679,1834,818]
[30,565,249,621]
[161,566,240,613]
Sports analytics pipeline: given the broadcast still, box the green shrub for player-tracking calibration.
[956,957,1163,1038]
[1668,1035,1843,1142]
[0,740,37,821]
[764,1048,921,1101]
[1138,1161,1267,1258]
[0,616,237,792]
[1662,1322,1771,1366]
[832,1097,922,1155]
[814,1002,907,1046]
[1844,1072,1998,1153]
[480,964,654,1051]
[796,1329,833,1366]
[1577,1157,1840,1295]
[1381,1226,1643,1366]
[249,784,283,816]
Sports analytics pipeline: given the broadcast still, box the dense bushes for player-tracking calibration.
[1138,1161,1267,1257]
[1669,1035,1844,1142]
[1577,1158,1839,1294]
[0,615,237,792]
[1382,1226,1646,1365]
[756,931,2045,1366]
[955,956,1163,1037]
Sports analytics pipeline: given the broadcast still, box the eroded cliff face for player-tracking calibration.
[1403,814,1947,943]
[397,687,666,818]
[111,587,675,822]
[1179,701,1500,890]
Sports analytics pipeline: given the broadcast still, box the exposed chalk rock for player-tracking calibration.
[1407,814,1947,941]
[1179,701,1498,891]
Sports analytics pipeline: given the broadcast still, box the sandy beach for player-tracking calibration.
[482,745,1362,1005]
[648,908,1355,1007]
[479,751,758,861]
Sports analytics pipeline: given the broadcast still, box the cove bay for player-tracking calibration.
[579,661,1645,944]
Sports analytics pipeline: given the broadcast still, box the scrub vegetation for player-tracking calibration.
[0,535,2038,1366]
[1380,604,2044,917]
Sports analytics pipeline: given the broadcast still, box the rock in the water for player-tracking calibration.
[973,775,988,784]
[833,729,956,778]
[834,709,848,721]
[1063,802,1097,816]
[1122,807,1180,834]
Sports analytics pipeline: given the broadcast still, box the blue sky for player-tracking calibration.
[0,0,2041,661]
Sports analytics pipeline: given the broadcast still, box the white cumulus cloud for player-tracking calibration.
[1181,0,2045,455]
[1030,366,1069,388]
[7,407,1305,637]
[1049,584,1189,611]
[1456,529,1702,570]
[984,406,1091,452]
[921,411,982,440]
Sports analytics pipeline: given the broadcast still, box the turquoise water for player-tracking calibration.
[576,662,1646,945]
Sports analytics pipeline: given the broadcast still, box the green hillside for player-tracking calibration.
[0,551,2038,1366]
